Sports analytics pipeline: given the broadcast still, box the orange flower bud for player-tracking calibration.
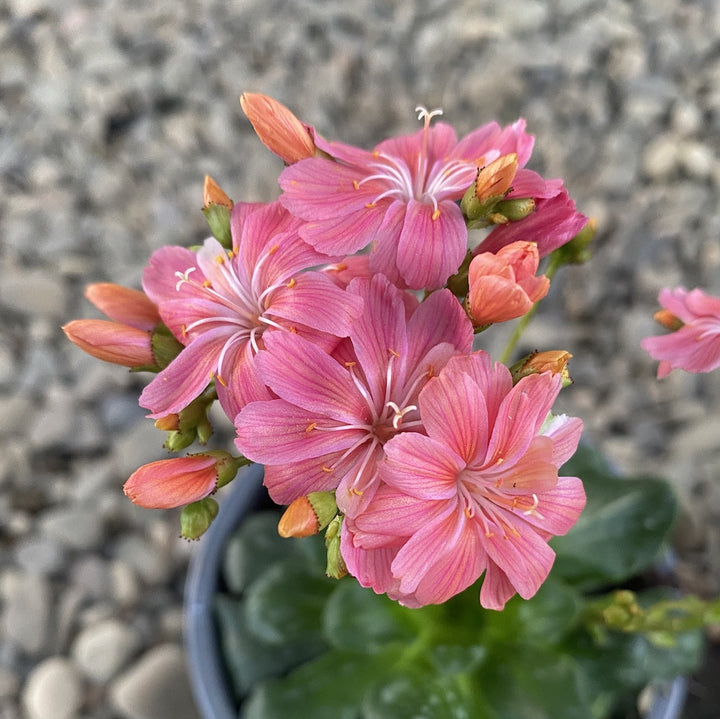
[62,319,155,367]
[240,92,316,164]
[653,308,684,332]
[85,283,160,331]
[202,175,233,210]
[278,496,319,538]
[511,350,573,386]
[475,153,518,203]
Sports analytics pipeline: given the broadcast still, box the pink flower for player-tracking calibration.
[279,107,535,291]
[124,452,241,509]
[467,241,550,326]
[641,286,720,378]
[139,201,363,421]
[341,352,585,609]
[473,175,587,258]
[234,274,473,517]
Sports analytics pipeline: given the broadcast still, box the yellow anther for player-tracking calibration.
[389,348,400,359]
[305,422,317,433]
[286,278,296,289]
[268,244,279,254]
[352,180,360,190]
[202,280,212,288]
[215,373,228,387]
[365,202,377,209]
[321,465,334,473]
[431,208,441,220]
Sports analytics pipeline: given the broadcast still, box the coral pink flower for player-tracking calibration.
[641,286,720,378]
[124,452,240,509]
[234,274,474,517]
[341,352,585,609]
[62,319,155,367]
[467,241,550,326]
[279,108,535,291]
[139,201,363,421]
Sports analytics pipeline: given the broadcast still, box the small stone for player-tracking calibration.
[14,535,67,575]
[111,535,171,584]
[0,666,20,699]
[0,269,69,318]
[642,134,678,179]
[39,505,105,551]
[677,139,715,179]
[0,571,51,654]
[72,618,140,683]
[22,656,84,719]
[109,560,140,608]
[110,644,201,719]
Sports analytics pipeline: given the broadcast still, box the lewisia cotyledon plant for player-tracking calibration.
[66,92,598,611]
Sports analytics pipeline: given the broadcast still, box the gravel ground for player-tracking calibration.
[2,0,720,717]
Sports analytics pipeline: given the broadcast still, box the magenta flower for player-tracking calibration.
[234,274,474,517]
[341,352,585,609]
[278,108,535,291]
[641,286,720,378]
[139,201,363,421]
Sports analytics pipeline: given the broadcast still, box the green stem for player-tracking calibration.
[499,252,564,365]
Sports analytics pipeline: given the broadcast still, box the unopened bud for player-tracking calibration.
[181,497,219,540]
[510,350,573,387]
[653,308,683,331]
[202,176,233,249]
[324,516,347,579]
[492,197,536,222]
[278,491,338,538]
[553,217,597,265]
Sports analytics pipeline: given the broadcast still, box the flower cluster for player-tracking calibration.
[66,93,602,610]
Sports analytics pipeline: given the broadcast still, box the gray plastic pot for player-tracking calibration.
[183,463,687,719]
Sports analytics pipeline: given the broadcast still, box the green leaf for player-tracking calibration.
[244,560,336,645]
[221,511,324,593]
[244,648,403,719]
[361,671,492,719]
[480,645,594,719]
[214,594,328,699]
[552,445,677,589]
[323,579,418,653]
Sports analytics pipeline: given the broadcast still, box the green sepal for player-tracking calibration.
[150,324,184,369]
[180,497,219,540]
[203,203,233,248]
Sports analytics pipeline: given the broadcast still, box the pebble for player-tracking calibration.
[110,644,202,719]
[0,572,51,655]
[71,619,140,683]
[21,657,83,719]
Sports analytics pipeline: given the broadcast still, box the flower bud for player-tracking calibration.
[278,491,338,538]
[461,154,519,223]
[324,515,348,579]
[466,241,549,326]
[202,175,233,249]
[652,308,683,332]
[85,283,161,331]
[123,451,244,509]
[62,319,155,368]
[240,92,316,164]
[510,350,573,387]
[161,392,215,452]
[180,497,219,540]
[491,197,536,223]
[552,217,597,265]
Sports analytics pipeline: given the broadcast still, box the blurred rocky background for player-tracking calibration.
[2,0,720,717]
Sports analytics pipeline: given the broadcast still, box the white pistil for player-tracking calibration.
[386,401,418,429]
[175,267,197,290]
[522,493,544,519]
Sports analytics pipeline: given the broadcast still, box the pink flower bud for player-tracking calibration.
[84,283,160,331]
[62,319,155,367]
[467,241,550,326]
[240,92,316,164]
[123,452,239,509]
